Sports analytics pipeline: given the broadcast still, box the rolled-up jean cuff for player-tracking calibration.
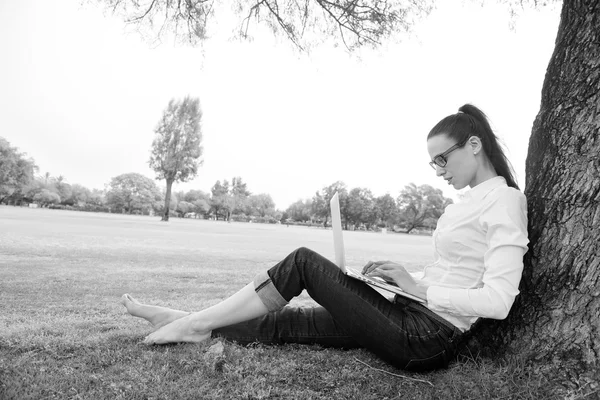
[253,271,288,312]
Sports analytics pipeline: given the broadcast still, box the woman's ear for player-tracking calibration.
[468,136,483,155]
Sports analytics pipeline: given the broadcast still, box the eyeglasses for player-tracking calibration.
[429,138,468,170]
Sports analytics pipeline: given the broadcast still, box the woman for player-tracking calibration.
[121,104,528,372]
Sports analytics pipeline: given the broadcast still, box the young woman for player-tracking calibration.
[121,104,528,372]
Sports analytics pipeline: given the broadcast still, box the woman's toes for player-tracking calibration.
[143,334,156,345]
[126,294,140,304]
[120,294,130,306]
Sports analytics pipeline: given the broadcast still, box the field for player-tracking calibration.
[0,206,568,399]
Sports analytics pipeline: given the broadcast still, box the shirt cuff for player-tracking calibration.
[426,285,452,313]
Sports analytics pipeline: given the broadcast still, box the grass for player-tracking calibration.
[0,206,579,399]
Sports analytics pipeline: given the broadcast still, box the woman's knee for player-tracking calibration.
[293,247,329,265]
[294,246,316,258]
[291,247,337,273]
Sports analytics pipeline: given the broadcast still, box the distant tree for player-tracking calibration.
[68,184,92,207]
[312,181,348,228]
[207,178,252,221]
[183,189,211,218]
[272,209,284,223]
[231,177,250,196]
[374,193,398,228]
[87,188,106,208]
[193,198,211,217]
[53,175,73,205]
[210,180,230,221]
[183,189,207,204]
[41,171,52,186]
[300,199,314,222]
[173,190,186,202]
[25,173,56,202]
[149,96,203,222]
[422,185,453,231]
[310,191,327,224]
[175,200,194,217]
[396,183,453,233]
[286,199,313,223]
[0,137,37,204]
[230,176,251,215]
[22,173,68,205]
[346,187,376,229]
[105,173,161,214]
[33,189,60,207]
[248,193,276,218]
[169,190,186,212]
[154,189,167,215]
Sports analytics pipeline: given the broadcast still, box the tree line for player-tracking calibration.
[288,181,452,233]
[0,136,451,232]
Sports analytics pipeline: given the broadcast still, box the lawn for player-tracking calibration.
[0,206,570,399]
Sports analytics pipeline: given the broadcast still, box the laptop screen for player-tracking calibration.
[330,192,346,271]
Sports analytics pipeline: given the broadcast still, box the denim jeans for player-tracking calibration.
[213,247,462,371]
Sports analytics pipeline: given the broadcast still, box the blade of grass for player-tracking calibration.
[353,357,434,387]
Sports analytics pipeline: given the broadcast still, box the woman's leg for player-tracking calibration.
[136,247,459,370]
[213,305,360,348]
[142,282,269,344]
[120,294,190,329]
[121,294,359,347]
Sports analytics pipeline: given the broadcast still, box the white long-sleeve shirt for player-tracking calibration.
[423,176,529,332]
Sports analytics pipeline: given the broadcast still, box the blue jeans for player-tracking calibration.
[212,247,462,371]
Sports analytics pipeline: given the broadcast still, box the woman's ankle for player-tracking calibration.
[188,312,212,334]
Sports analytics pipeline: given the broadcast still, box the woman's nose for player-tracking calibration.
[435,165,445,177]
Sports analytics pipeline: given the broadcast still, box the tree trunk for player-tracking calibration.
[475,1,599,381]
[162,179,174,221]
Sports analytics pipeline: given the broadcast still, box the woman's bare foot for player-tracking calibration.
[143,313,211,345]
[120,294,190,329]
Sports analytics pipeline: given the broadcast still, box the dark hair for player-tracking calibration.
[427,104,519,190]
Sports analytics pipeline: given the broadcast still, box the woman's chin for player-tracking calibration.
[452,181,468,190]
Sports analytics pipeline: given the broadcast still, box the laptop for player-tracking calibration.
[329,192,426,303]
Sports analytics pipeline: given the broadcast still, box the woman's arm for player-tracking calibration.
[426,190,529,319]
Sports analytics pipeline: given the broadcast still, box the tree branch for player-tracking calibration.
[126,0,158,23]
[262,0,305,50]
[241,0,266,38]
[104,0,430,51]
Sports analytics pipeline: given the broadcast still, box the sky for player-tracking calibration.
[0,0,561,209]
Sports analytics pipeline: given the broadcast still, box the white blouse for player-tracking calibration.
[422,176,529,332]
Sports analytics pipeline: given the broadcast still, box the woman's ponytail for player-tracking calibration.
[428,104,520,190]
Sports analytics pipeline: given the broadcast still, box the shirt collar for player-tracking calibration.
[462,176,507,202]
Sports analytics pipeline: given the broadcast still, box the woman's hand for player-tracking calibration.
[362,260,416,288]
[362,261,428,299]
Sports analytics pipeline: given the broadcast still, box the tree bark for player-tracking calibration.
[162,179,174,221]
[474,0,600,380]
